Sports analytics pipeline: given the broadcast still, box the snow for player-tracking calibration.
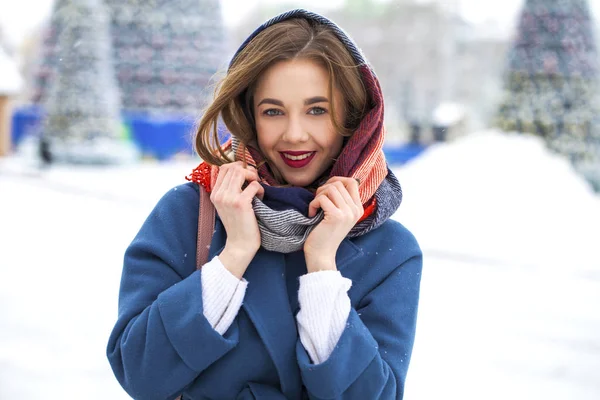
[398,130,600,399]
[432,102,466,126]
[1,129,599,399]
[395,130,600,276]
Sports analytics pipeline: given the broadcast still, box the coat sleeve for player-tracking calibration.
[296,235,423,400]
[106,184,239,400]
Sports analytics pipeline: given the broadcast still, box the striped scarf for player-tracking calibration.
[186,9,402,253]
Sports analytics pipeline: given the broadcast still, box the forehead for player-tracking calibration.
[255,59,331,98]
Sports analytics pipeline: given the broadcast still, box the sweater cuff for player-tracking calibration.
[296,270,352,364]
[201,255,248,335]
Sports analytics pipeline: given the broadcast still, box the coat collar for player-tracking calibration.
[208,217,362,397]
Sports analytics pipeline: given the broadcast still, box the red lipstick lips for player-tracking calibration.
[279,151,316,168]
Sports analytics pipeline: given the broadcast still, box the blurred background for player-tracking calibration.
[1,0,599,399]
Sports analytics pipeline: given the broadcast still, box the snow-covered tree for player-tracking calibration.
[34,0,227,116]
[42,0,136,164]
[104,0,227,114]
[496,0,600,190]
[30,0,65,104]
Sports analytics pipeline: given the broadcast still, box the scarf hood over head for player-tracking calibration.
[187,9,403,252]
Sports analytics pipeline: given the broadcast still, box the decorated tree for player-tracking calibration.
[34,0,227,116]
[30,0,66,104]
[104,0,227,115]
[496,0,600,190]
[42,0,136,164]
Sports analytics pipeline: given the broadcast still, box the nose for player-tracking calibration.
[282,116,309,143]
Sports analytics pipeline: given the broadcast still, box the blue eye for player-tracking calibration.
[264,109,283,116]
[309,107,327,115]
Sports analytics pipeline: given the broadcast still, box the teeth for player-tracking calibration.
[283,152,313,161]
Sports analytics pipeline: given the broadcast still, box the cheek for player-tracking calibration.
[320,122,344,153]
[255,120,277,152]
[307,117,337,139]
[329,135,344,158]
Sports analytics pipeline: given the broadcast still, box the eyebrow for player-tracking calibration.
[305,96,329,105]
[257,96,329,107]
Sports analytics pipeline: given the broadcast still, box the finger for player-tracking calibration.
[256,182,265,201]
[312,183,349,216]
[243,165,260,182]
[314,183,331,198]
[317,177,357,196]
[213,164,230,193]
[345,178,362,208]
[337,180,363,218]
[322,176,348,186]
[227,162,260,183]
[214,162,244,187]
[240,181,264,203]
[213,166,233,194]
[309,187,347,219]
[316,194,340,217]
[314,177,347,195]
[328,182,363,220]
[325,185,351,212]
[314,176,345,195]
[329,177,361,209]
[308,195,324,218]
[316,176,342,191]
[229,165,260,190]
[332,182,357,209]
[226,167,246,193]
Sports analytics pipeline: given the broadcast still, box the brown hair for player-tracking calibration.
[194,18,370,168]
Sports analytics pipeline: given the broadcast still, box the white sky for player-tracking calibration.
[0,0,599,48]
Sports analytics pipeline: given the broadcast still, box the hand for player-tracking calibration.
[304,177,363,271]
[210,162,264,277]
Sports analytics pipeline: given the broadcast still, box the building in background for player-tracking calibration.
[321,0,510,143]
[325,0,455,142]
[453,19,510,132]
[0,36,23,157]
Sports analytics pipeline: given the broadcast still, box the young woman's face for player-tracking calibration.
[253,59,345,187]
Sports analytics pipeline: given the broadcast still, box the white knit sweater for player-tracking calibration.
[201,256,352,364]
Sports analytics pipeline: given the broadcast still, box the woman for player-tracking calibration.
[107,9,422,400]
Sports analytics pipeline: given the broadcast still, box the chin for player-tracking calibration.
[282,174,316,187]
[277,166,320,187]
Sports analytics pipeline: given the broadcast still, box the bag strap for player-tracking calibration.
[196,184,216,269]
[176,186,216,400]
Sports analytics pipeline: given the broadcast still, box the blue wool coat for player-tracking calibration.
[107,182,422,400]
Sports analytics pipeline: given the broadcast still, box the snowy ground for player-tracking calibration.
[1,130,599,399]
